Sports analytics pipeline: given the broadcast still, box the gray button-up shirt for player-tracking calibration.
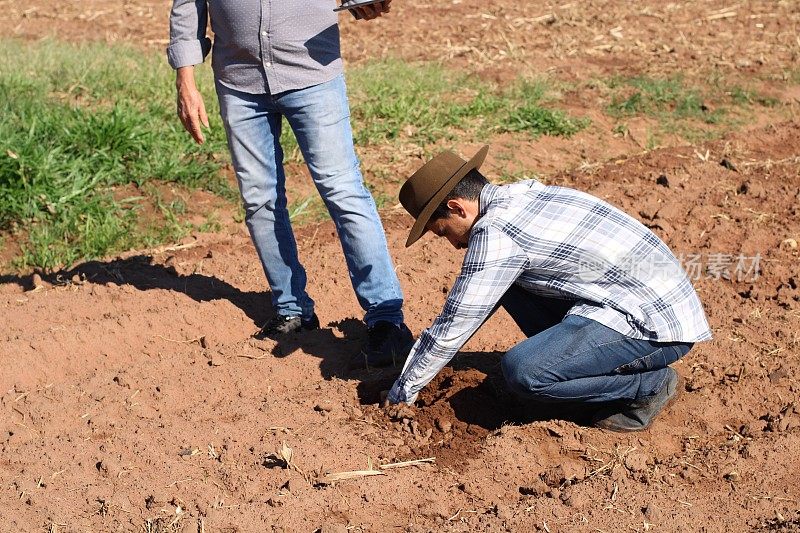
[167,0,343,95]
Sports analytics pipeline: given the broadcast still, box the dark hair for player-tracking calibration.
[429,168,489,221]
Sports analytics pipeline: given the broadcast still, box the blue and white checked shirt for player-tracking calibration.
[388,180,712,404]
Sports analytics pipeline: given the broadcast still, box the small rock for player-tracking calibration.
[387,404,415,421]
[145,494,157,510]
[724,471,740,482]
[435,418,452,433]
[624,451,650,473]
[519,479,549,497]
[279,478,297,494]
[266,496,284,508]
[560,486,574,506]
[388,437,404,447]
[314,402,332,412]
[541,465,565,488]
[30,273,44,291]
[494,502,512,520]
[90,284,105,297]
[459,480,481,497]
[769,366,788,383]
[643,503,663,522]
[95,459,120,478]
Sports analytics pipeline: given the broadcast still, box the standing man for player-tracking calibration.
[387,146,712,431]
[167,0,412,366]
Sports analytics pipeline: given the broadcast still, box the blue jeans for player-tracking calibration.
[216,75,404,326]
[498,286,692,403]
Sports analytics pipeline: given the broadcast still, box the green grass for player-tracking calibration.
[0,38,237,271]
[607,76,725,123]
[348,59,588,144]
[1,40,586,272]
[605,75,780,142]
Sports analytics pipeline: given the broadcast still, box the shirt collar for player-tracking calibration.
[478,183,501,217]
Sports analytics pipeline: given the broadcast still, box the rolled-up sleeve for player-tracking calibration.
[167,0,212,69]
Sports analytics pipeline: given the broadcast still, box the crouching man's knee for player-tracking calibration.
[501,346,553,399]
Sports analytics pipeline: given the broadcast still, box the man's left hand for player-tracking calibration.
[354,0,392,21]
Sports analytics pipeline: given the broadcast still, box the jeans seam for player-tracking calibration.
[613,347,664,374]
[537,336,629,376]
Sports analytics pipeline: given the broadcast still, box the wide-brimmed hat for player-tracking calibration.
[399,145,489,247]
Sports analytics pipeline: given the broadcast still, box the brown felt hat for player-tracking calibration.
[399,145,489,247]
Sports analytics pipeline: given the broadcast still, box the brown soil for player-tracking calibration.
[2,1,800,532]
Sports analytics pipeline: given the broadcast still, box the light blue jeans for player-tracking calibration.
[216,75,404,326]
[498,286,693,403]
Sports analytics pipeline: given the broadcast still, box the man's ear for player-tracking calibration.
[445,198,467,218]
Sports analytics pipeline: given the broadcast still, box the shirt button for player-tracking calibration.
[261,31,267,36]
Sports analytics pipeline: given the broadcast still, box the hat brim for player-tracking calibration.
[405,145,489,247]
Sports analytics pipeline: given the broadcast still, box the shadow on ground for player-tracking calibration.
[0,256,370,380]
[356,350,595,432]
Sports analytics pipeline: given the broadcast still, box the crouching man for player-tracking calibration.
[386,146,712,432]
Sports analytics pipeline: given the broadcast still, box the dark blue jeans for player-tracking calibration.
[498,286,693,403]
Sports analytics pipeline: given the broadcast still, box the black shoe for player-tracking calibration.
[592,368,681,432]
[359,321,414,369]
[254,313,320,339]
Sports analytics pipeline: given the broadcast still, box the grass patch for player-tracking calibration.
[605,75,780,141]
[608,76,725,123]
[348,59,587,144]
[0,38,235,271]
[1,42,586,271]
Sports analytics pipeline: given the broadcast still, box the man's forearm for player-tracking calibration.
[176,66,196,90]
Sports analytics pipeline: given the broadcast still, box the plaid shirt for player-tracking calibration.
[388,180,712,404]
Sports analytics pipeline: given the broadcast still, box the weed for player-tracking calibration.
[1,40,587,270]
[0,38,235,270]
[348,60,587,143]
[605,75,780,142]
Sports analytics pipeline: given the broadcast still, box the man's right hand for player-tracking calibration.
[175,66,210,144]
[354,0,391,21]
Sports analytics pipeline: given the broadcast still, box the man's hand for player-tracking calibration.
[354,0,391,21]
[384,400,416,421]
[175,66,210,145]
[380,389,391,407]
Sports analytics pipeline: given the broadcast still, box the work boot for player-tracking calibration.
[359,321,414,369]
[592,368,681,432]
[253,313,320,340]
